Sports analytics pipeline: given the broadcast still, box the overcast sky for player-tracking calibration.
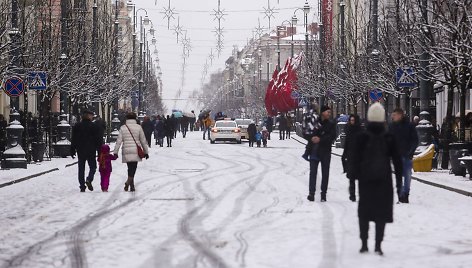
[138,0,319,113]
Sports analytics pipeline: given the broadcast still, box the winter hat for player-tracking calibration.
[367,103,386,123]
[262,126,267,131]
[320,105,331,114]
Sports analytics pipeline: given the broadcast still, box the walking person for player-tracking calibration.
[342,114,362,202]
[349,103,403,255]
[255,130,262,147]
[164,115,174,147]
[266,116,274,140]
[97,144,118,192]
[71,110,103,192]
[286,114,293,139]
[305,106,336,202]
[389,108,419,203]
[247,122,257,147]
[154,115,165,147]
[278,114,287,140]
[113,112,149,192]
[141,116,154,148]
[202,114,212,140]
[181,116,189,138]
[261,126,269,147]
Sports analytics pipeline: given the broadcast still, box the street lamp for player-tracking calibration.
[293,2,310,57]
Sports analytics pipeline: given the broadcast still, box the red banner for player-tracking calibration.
[322,0,334,50]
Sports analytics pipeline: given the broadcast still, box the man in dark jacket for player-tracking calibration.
[306,105,336,202]
[71,110,103,192]
[350,103,402,255]
[389,108,419,203]
[94,115,107,144]
[342,114,362,202]
[278,114,287,140]
[266,116,274,140]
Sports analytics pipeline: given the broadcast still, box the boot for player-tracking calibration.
[404,194,409,203]
[124,176,132,191]
[129,177,135,192]
[349,195,357,202]
[321,193,327,202]
[307,192,315,202]
[85,180,94,191]
[360,240,368,253]
[375,241,383,256]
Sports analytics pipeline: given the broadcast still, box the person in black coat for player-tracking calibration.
[247,122,257,147]
[181,116,189,138]
[164,115,174,147]
[306,105,336,202]
[278,114,288,140]
[71,110,103,192]
[141,116,154,147]
[342,114,362,202]
[389,108,419,203]
[265,116,274,140]
[349,103,402,255]
[94,115,107,144]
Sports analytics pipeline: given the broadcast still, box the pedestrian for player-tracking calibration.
[301,104,321,161]
[112,112,149,192]
[164,115,174,147]
[94,115,107,144]
[349,103,403,255]
[141,116,154,148]
[181,115,189,138]
[97,144,118,192]
[189,111,196,131]
[342,114,362,202]
[305,105,336,202]
[202,114,212,140]
[389,108,419,203]
[247,122,257,147]
[278,114,287,140]
[171,114,179,138]
[266,116,274,140]
[261,126,269,147]
[154,115,165,147]
[255,130,262,147]
[286,114,293,139]
[71,110,103,192]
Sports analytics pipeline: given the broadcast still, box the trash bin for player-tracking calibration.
[32,142,46,162]
[449,143,468,176]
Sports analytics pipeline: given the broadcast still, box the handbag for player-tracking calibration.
[125,124,145,159]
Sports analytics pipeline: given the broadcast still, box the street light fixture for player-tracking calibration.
[126,0,134,12]
[149,25,155,36]
[303,1,310,15]
[152,36,157,45]
[143,15,150,26]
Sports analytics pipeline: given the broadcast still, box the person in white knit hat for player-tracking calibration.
[348,102,403,256]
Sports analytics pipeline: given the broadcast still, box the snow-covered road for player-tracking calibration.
[1,131,471,268]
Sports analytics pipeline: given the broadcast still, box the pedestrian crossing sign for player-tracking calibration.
[28,71,47,90]
[396,67,416,88]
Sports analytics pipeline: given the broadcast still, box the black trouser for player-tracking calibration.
[359,218,386,244]
[78,155,97,189]
[279,129,285,140]
[127,162,138,177]
[248,139,255,147]
[309,153,331,195]
[166,136,172,146]
[286,128,291,139]
[182,127,188,138]
[349,178,356,197]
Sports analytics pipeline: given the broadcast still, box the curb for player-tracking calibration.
[0,161,78,189]
[291,135,472,198]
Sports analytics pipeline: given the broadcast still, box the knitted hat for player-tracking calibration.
[367,103,386,123]
[320,105,331,114]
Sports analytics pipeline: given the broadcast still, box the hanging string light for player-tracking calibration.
[161,0,177,29]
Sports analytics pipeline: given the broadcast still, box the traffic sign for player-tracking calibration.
[290,90,299,99]
[3,76,25,97]
[396,67,416,88]
[369,89,383,102]
[28,71,47,90]
[298,97,308,107]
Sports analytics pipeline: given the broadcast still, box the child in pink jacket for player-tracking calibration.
[98,144,118,192]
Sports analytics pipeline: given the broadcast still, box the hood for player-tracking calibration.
[100,144,110,153]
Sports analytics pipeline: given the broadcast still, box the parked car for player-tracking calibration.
[235,119,253,140]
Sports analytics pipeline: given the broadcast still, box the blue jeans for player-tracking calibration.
[401,157,412,196]
[78,156,97,189]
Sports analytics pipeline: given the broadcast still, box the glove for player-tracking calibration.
[71,154,75,159]
[144,154,149,159]
[113,154,119,159]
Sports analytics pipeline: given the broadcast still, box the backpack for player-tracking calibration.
[360,133,390,181]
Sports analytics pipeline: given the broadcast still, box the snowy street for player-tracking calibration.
[1,131,472,268]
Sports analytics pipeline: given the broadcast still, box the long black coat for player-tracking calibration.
[71,119,103,158]
[350,123,403,223]
[141,120,154,142]
[342,118,362,177]
[163,119,174,137]
[247,123,257,142]
[316,119,336,156]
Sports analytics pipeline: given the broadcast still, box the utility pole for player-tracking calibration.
[113,0,119,113]
[340,0,346,114]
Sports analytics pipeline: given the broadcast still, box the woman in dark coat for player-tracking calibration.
[349,103,402,255]
[342,114,362,201]
[141,116,154,147]
[163,115,174,147]
[247,122,257,147]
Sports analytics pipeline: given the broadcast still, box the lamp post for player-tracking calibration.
[340,0,346,114]
[8,0,21,112]
[60,0,69,115]
[293,2,310,59]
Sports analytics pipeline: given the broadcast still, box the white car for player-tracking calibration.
[235,119,253,140]
[210,120,242,144]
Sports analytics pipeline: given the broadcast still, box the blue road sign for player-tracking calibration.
[298,97,308,107]
[28,71,47,90]
[396,67,416,88]
[3,76,25,97]
[369,89,383,102]
[290,91,299,99]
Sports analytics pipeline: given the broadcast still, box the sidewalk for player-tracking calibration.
[0,157,77,188]
[291,135,472,197]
